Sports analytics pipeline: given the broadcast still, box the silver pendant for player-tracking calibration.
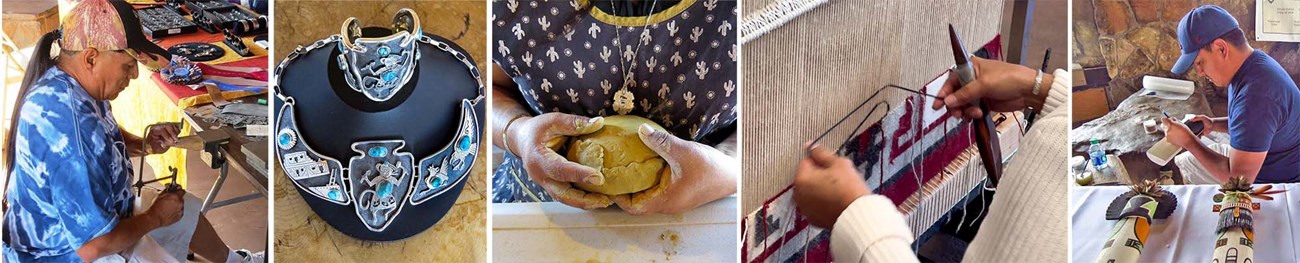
[348,140,414,232]
[613,88,635,115]
[337,9,422,102]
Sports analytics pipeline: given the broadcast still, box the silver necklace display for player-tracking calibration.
[273,8,484,240]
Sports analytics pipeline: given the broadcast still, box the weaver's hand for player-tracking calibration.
[793,143,871,228]
[933,56,1044,119]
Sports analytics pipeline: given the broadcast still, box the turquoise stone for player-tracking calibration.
[378,45,390,57]
[430,176,444,188]
[382,71,397,82]
[278,133,292,146]
[327,189,340,200]
[368,146,387,157]
[457,136,471,151]
[377,181,393,197]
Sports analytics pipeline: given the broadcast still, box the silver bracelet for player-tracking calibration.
[1032,70,1044,96]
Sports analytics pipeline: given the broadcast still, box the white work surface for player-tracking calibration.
[1070,184,1300,262]
[493,196,737,262]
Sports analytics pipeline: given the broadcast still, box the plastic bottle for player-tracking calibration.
[1088,139,1108,168]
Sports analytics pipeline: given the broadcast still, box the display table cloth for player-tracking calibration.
[1070,184,1299,262]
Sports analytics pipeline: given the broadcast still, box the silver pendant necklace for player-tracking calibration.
[611,0,659,115]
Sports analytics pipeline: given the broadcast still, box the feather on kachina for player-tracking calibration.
[1105,180,1177,220]
[1211,176,1286,233]
[1217,176,1285,199]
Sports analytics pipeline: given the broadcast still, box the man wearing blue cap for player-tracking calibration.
[1162,5,1300,184]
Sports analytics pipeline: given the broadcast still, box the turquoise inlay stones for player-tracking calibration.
[378,45,390,57]
[429,176,444,189]
[382,71,397,82]
[277,129,296,150]
[457,136,471,151]
[377,181,393,197]
[369,146,388,157]
[327,188,341,200]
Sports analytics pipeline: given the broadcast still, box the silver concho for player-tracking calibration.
[337,8,421,102]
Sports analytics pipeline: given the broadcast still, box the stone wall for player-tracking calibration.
[1073,0,1300,115]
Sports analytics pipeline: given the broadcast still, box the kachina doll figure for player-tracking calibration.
[1212,176,1282,262]
[1096,180,1176,263]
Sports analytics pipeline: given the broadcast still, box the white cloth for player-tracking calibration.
[1069,184,1300,262]
[831,69,1071,262]
[226,249,242,263]
[1175,141,1234,184]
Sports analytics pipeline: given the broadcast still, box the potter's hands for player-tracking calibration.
[933,56,1046,119]
[145,123,181,154]
[1162,117,1200,149]
[505,113,613,209]
[611,125,739,215]
[793,143,871,228]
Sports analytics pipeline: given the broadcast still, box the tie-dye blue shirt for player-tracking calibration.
[2,67,135,262]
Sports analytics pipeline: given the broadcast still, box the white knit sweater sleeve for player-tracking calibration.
[830,195,919,263]
[1040,69,1070,117]
[962,68,1070,261]
[830,69,1071,262]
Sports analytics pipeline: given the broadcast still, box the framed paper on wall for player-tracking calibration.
[1257,0,1300,42]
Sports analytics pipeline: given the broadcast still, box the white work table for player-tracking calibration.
[492,196,738,262]
[1070,184,1300,262]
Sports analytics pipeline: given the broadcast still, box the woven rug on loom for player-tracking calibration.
[739,0,1006,213]
[739,36,1024,262]
[739,94,1026,262]
[741,75,967,262]
[738,1,1009,261]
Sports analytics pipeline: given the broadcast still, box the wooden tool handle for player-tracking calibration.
[972,104,1003,188]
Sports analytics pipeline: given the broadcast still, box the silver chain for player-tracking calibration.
[613,0,659,91]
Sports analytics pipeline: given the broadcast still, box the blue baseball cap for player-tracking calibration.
[1171,5,1240,74]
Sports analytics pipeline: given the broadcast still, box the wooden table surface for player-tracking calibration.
[180,95,269,187]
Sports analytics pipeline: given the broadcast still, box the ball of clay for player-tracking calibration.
[566,115,667,195]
